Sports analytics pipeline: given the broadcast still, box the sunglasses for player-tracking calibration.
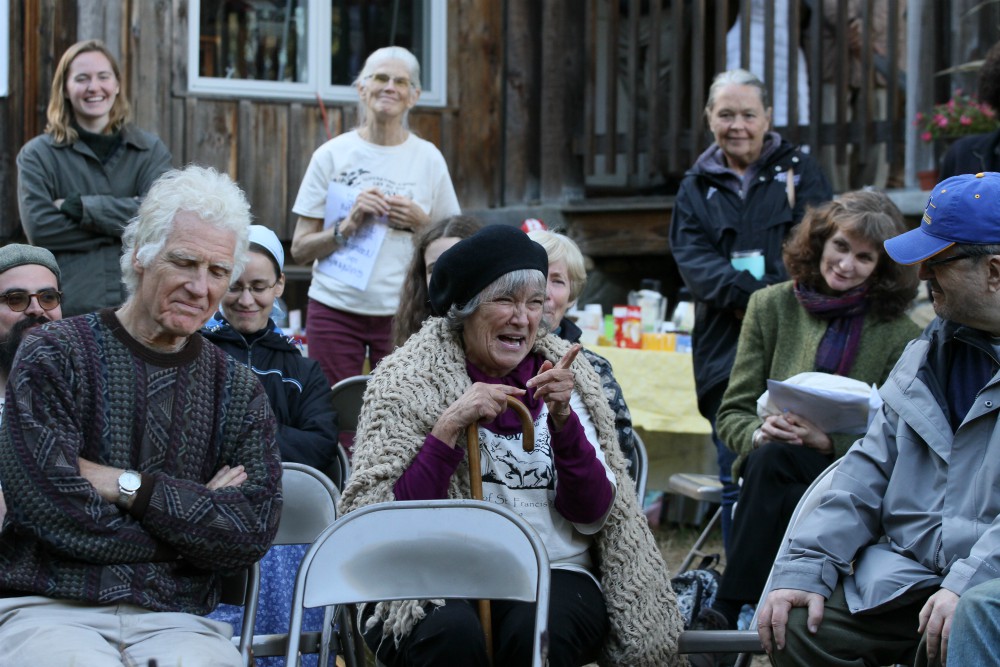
[0,288,63,312]
[924,252,975,269]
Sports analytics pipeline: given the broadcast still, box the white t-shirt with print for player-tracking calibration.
[476,391,617,582]
[292,130,461,316]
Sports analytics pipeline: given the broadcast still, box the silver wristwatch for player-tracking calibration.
[117,469,142,509]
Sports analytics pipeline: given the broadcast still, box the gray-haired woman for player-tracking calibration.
[339,225,686,667]
[669,68,832,553]
[290,46,460,385]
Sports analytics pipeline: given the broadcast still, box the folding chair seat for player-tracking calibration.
[666,472,723,572]
[285,499,550,667]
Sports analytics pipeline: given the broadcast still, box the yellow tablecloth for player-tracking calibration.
[587,345,714,492]
[587,346,711,435]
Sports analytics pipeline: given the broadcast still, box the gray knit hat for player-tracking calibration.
[0,244,61,284]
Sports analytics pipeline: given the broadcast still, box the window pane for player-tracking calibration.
[199,0,309,82]
[330,0,428,88]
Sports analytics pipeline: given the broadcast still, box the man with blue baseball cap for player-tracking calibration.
[758,171,1000,666]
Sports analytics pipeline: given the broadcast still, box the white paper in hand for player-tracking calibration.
[316,181,388,290]
[756,372,883,434]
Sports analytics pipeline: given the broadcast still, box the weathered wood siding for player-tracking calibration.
[4,0,525,242]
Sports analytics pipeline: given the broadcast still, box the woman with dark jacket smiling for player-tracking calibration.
[670,68,832,551]
[203,225,338,471]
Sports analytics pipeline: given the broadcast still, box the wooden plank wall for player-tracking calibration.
[1,0,77,241]
[116,0,513,241]
[3,0,583,242]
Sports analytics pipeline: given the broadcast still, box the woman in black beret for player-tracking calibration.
[338,224,687,667]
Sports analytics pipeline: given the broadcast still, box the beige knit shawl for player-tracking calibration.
[339,317,687,667]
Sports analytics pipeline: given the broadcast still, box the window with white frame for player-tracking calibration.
[188,0,447,106]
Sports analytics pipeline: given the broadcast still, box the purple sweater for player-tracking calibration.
[394,353,614,523]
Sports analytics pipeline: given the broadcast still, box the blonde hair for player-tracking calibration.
[46,40,131,144]
[527,229,588,301]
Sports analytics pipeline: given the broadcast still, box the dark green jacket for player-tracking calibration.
[716,281,921,479]
[16,126,172,316]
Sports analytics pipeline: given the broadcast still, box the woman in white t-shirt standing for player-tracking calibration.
[291,46,460,385]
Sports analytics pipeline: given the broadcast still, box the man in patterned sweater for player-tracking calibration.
[0,165,283,667]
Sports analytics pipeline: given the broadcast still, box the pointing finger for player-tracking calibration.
[555,344,581,370]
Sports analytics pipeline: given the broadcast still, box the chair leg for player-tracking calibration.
[677,505,722,573]
[337,604,362,667]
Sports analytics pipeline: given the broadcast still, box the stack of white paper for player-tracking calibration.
[758,372,882,434]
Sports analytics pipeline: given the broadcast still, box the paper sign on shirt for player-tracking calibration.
[316,181,388,290]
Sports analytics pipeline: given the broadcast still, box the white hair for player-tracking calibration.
[120,165,252,296]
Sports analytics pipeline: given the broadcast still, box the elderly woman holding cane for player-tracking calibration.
[708,190,920,629]
[339,225,686,667]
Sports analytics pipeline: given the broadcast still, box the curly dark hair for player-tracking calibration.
[980,40,1000,113]
[391,215,483,347]
[782,190,918,320]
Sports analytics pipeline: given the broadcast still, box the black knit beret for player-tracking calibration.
[428,224,549,316]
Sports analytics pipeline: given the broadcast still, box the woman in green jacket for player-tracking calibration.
[16,40,172,316]
[711,190,921,628]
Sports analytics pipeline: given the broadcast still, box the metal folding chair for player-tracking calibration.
[629,430,649,500]
[667,472,724,573]
[229,462,351,666]
[285,499,551,667]
[328,374,370,436]
[726,460,843,665]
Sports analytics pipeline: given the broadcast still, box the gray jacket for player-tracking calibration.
[771,318,1000,613]
[16,126,172,316]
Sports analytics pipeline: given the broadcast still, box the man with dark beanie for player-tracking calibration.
[0,243,63,526]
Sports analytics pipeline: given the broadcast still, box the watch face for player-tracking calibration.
[120,470,141,493]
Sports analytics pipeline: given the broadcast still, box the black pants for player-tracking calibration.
[363,570,609,667]
[717,442,833,606]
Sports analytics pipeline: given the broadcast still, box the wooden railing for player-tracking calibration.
[584,0,909,193]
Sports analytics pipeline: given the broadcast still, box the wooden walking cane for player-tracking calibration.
[466,395,535,664]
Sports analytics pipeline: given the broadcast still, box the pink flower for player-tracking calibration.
[935,114,950,128]
[960,115,973,126]
[921,131,933,142]
[915,111,925,121]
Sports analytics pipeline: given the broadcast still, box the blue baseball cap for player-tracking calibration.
[884,172,1000,265]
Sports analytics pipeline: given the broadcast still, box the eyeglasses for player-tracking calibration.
[0,289,62,312]
[227,280,278,296]
[366,72,413,89]
[924,252,975,269]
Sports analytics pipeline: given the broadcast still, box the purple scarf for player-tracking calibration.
[794,282,869,376]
